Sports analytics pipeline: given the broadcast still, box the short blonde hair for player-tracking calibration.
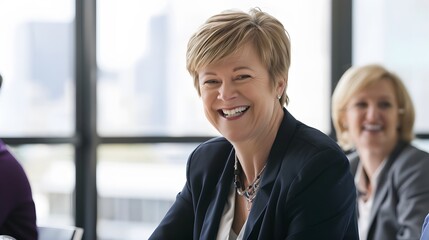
[331,64,415,150]
[186,8,291,105]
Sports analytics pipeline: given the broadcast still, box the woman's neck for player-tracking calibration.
[357,148,390,180]
[233,107,283,184]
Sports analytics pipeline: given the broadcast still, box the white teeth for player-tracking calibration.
[222,107,248,117]
[364,124,382,131]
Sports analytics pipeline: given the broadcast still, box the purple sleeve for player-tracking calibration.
[0,140,38,239]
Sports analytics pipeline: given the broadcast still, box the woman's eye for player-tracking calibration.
[354,102,367,109]
[379,101,392,109]
[203,79,219,85]
[235,75,251,80]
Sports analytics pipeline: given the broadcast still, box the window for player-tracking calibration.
[353,0,429,133]
[353,0,429,153]
[1,1,331,239]
[96,1,330,239]
[0,0,75,228]
[97,1,331,135]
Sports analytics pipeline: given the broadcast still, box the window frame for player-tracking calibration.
[4,1,428,240]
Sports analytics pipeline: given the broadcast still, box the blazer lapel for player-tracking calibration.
[244,108,297,239]
[366,169,389,238]
[200,149,235,238]
[367,141,407,238]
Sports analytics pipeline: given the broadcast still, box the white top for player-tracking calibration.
[356,159,387,240]
[216,183,247,240]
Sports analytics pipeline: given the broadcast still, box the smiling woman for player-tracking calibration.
[332,64,429,240]
[149,8,358,240]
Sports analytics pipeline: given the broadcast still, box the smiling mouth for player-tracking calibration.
[363,124,382,131]
[219,106,250,118]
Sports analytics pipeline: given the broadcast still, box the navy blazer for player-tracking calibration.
[149,109,358,239]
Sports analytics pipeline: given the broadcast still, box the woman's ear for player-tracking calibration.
[276,76,287,96]
[341,116,348,131]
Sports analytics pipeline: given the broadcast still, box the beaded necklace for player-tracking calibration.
[233,154,267,209]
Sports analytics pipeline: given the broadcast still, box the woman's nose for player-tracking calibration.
[217,82,237,101]
[365,105,380,121]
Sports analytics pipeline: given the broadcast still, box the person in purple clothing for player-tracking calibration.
[0,73,38,239]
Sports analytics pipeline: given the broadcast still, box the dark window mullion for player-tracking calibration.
[330,0,352,139]
[75,0,98,239]
[2,137,79,145]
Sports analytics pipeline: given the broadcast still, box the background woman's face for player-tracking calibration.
[343,79,400,154]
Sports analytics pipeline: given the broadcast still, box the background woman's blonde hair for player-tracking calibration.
[186,7,291,106]
[331,64,415,151]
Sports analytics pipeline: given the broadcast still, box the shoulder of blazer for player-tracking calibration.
[273,116,349,184]
[285,124,346,162]
[389,144,429,173]
[281,108,343,154]
[345,142,429,176]
[191,136,232,158]
[186,136,233,178]
[395,144,429,163]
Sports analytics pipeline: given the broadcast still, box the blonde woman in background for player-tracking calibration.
[332,64,429,240]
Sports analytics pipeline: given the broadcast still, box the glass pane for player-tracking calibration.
[8,144,75,226]
[97,143,194,240]
[97,0,331,136]
[353,0,429,132]
[0,0,75,136]
[413,139,429,153]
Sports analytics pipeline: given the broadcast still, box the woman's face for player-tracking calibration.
[343,79,400,155]
[197,42,284,143]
